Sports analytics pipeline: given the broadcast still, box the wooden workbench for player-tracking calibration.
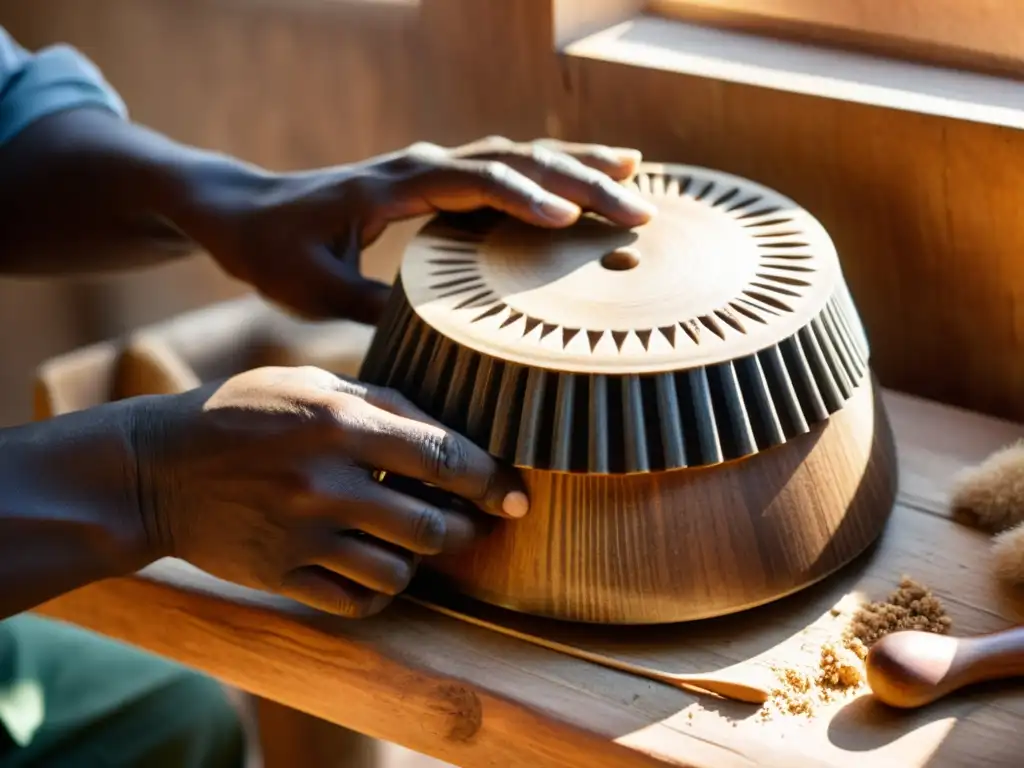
[32,343,1024,768]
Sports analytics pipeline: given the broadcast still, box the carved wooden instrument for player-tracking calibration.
[357,163,899,624]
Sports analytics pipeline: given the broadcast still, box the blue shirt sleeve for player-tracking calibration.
[0,26,127,147]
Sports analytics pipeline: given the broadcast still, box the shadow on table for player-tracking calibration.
[827,676,1024,766]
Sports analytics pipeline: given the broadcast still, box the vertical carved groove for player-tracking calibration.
[622,375,650,473]
[829,297,867,373]
[758,344,808,438]
[489,364,524,457]
[465,357,497,447]
[811,317,852,399]
[799,325,843,413]
[551,373,576,471]
[421,336,456,413]
[655,373,686,468]
[589,375,609,473]
[780,335,829,423]
[736,355,786,448]
[689,368,723,465]
[358,291,872,473]
[515,368,547,466]
[713,362,757,457]
[823,302,863,380]
[401,320,438,403]
[441,345,474,429]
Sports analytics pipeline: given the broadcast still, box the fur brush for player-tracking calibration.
[949,440,1024,584]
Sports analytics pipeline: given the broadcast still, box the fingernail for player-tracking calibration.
[614,147,642,166]
[618,189,658,220]
[537,195,580,225]
[502,491,530,518]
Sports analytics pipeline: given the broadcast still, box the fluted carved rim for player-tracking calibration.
[359,276,869,473]
[399,164,841,375]
[359,163,871,474]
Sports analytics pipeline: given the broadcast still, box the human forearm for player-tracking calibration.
[0,400,156,618]
[0,107,268,275]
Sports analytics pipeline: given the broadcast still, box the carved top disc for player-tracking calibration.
[400,164,841,375]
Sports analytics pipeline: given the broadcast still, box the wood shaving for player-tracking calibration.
[758,576,950,722]
[759,635,864,720]
[844,575,952,645]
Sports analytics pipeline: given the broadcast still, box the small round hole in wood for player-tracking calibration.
[600,247,641,271]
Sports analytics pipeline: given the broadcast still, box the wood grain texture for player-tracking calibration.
[866,627,1024,710]
[648,0,1024,79]
[7,0,1024,431]
[38,286,896,627]
[560,23,1024,424]
[358,164,896,623]
[27,306,1024,765]
[419,376,896,623]
[395,166,846,375]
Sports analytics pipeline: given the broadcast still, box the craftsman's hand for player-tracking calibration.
[132,365,527,618]
[177,137,655,323]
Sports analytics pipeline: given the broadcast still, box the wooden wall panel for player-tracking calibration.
[417,0,563,144]
[563,55,1024,421]
[0,0,432,424]
[3,0,1024,424]
[648,0,1024,79]
[1,0,425,168]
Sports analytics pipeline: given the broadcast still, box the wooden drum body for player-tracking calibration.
[359,163,898,624]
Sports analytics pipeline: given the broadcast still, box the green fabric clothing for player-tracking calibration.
[0,615,245,767]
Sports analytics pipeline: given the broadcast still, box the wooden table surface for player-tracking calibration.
[35,390,1024,768]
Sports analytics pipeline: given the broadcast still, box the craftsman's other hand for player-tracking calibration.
[179,136,655,323]
[132,365,527,618]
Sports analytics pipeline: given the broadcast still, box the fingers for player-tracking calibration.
[455,137,653,224]
[373,470,493,553]
[260,241,391,324]
[456,136,641,181]
[497,144,654,228]
[341,399,529,520]
[279,564,393,618]
[533,138,642,181]
[310,242,392,325]
[380,137,654,230]
[309,533,418,596]
[393,159,584,228]
[339,479,487,555]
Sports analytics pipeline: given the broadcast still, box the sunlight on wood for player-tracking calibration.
[565,16,1024,130]
[647,0,1024,77]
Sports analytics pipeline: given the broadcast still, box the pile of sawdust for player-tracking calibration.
[760,636,866,720]
[759,576,950,721]
[844,576,952,645]
[762,666,815,718]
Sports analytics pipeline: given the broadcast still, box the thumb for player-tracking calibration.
[267,243,391,324]
[310,243,392,325]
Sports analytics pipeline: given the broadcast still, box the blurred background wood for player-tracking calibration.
[8,0,1024,762]
[3,0,1024,427]
[0,0,429,424]
[648,0,1024,79]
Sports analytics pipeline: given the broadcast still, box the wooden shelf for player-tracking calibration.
[564,15,1024,131]
[33,388,1024,768]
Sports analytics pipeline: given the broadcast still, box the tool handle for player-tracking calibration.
[866,627,1024,708]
